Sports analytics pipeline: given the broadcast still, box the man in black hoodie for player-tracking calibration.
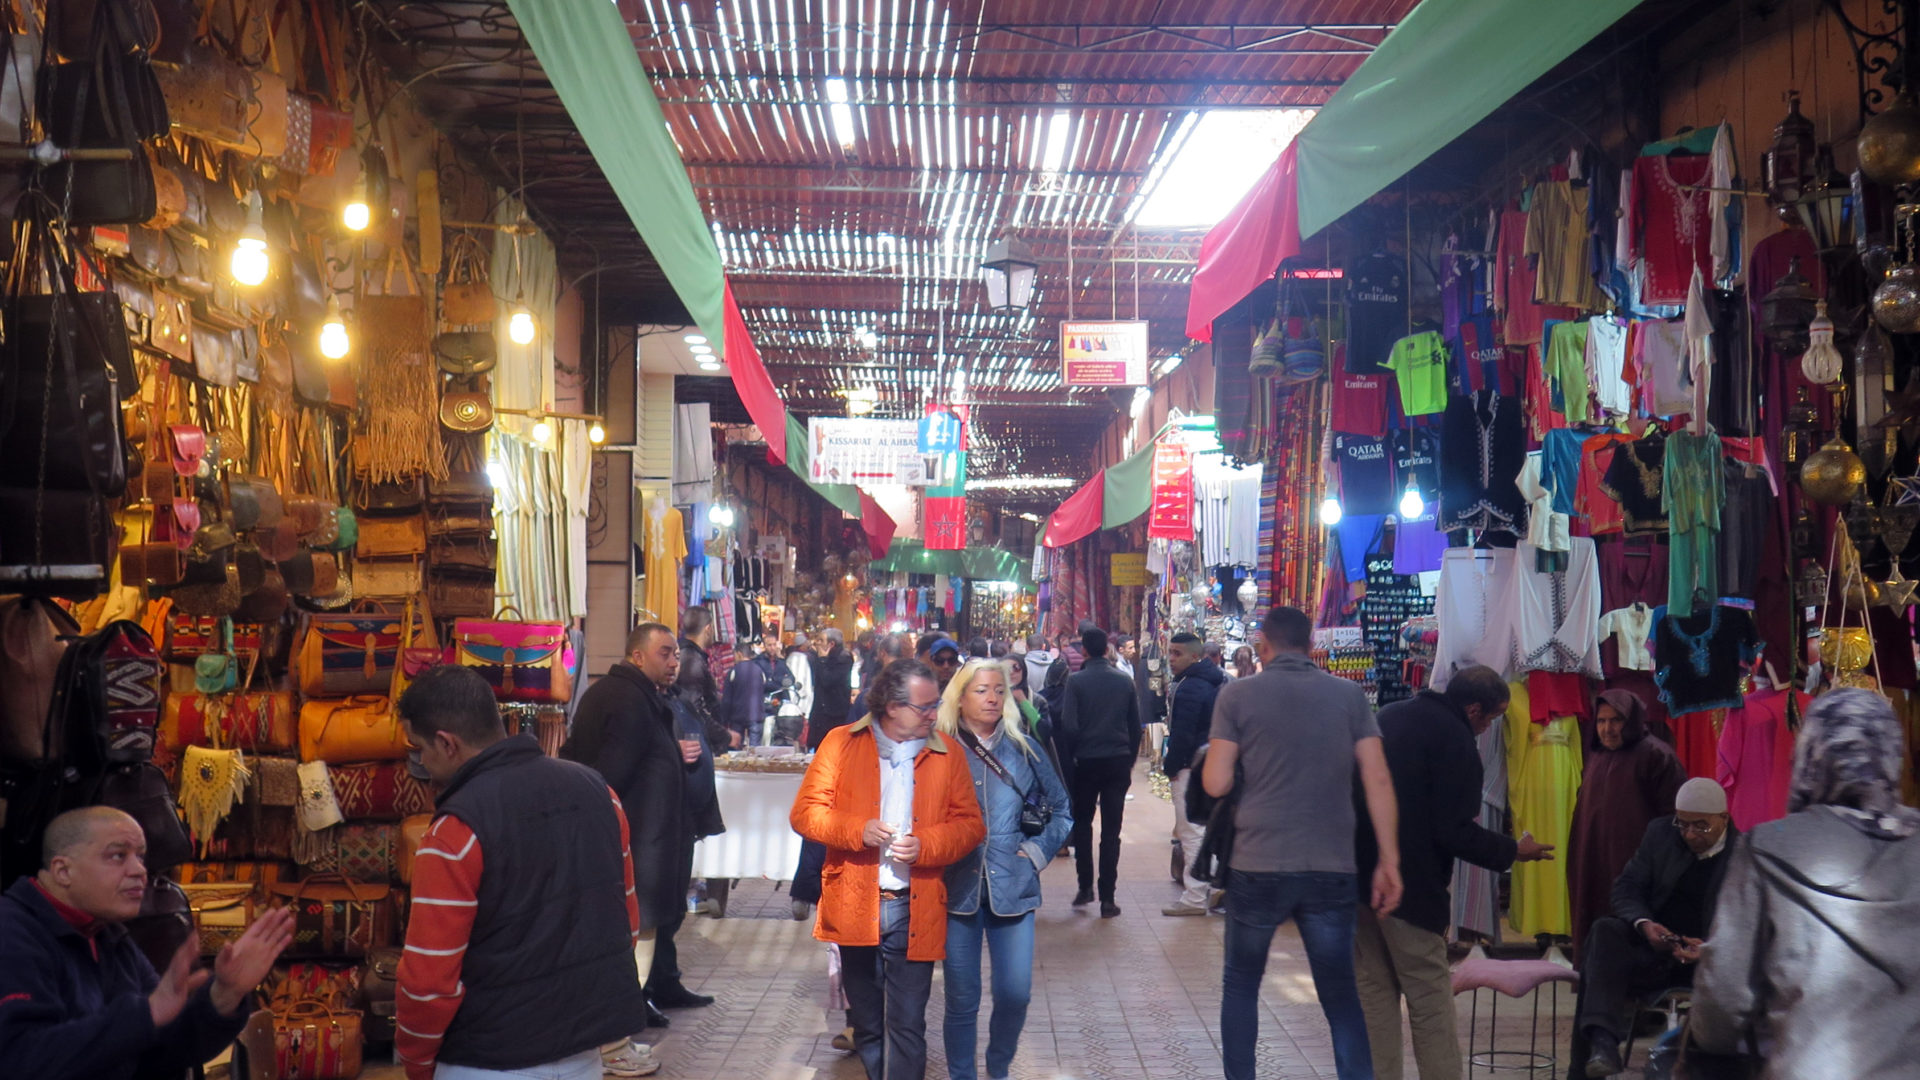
[1353,665,1552,1080]
[1060,626,1142,918]
[807,629,856,751]
[1162,632,1228,916]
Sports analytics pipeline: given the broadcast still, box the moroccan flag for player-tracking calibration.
[923,403,968,550]
[1042,441,1156,547]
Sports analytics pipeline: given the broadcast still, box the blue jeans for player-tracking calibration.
[1220,870,1374,1080]
[942,907,1035,1080]
[840,896,933,1080]
[434,1048,602,1079]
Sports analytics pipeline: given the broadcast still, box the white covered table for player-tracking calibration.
[690,768,808,880]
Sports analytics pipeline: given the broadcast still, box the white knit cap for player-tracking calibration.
[1675,777,1729,815]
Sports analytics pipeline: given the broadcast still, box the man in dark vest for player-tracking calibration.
[396,665,653,1080]
[565,624,708,1027]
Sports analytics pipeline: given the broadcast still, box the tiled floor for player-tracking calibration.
[363,761,1618,1079]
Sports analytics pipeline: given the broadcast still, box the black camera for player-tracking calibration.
[1019,801,1051,837]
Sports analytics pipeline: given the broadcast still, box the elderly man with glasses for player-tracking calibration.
[1573,777,1738,1078]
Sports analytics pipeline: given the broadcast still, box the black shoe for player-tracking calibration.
[643,998,671,1029]
[653,985,715,1009]
[1072,888,1096,907]
[1583,1034,1622,1078]
[1100,901,1122,919]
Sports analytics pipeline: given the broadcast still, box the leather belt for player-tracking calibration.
[879,887,909,899]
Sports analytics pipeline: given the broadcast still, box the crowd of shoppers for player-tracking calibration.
[7,598,1917,1080]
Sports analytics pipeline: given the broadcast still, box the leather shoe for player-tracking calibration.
[1100,901,1122,919]
[643,998,671,1029]
[1583,1034,1622,1078]
[1072,888,1096,907]
[653,985,715,1009]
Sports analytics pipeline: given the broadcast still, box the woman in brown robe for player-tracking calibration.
[1565,688,1686,958]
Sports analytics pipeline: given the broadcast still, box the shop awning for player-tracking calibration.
[505,0,894,551]
[872,540,1032,586]
[1185,0,1645,339]
[1041,441,1155,549]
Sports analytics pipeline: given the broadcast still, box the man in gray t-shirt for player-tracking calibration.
[1202,606,1402,1080]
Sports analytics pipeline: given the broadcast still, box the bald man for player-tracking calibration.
[0,806,295,1079]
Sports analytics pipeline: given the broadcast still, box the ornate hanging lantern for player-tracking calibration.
[1858,92,1920,188]
[1796,145,1852,252]
[1761,257,1819,355]
[1765,91,1818,221]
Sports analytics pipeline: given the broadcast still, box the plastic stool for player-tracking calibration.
[1452,954,1579,1076]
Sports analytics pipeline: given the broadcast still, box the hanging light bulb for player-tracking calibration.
[530,413,554,444]
[230,192,269,286]
[587,421,606,445]
[318,294,350,360]
[508,304,536,345]
[1318,495,1344,526]
[342,175,370,232]
[1398,480,1426,520]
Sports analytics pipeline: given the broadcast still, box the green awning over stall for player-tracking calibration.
[1293,0,1645,239]
[872,540,1032,586]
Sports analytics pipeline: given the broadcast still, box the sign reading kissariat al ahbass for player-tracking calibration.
[1060,320,1150,386]
[807,417,931,486]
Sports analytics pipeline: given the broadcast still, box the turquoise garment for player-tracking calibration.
[1663,432,1724,615]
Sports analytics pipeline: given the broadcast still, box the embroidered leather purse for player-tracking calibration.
[325,761,434,821]
[296,605,419,697]
[297,697,406,764]
[453,609,571,703]
[269,874,396,959]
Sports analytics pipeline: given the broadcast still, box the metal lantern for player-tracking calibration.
[1801,435,1868,505]
[1796,145,1852,252]
[1873,265,1920,333]
[1236,577,1258,610]
[1760,257,1819,356]
[1783,386,1819,468]
[978,236,1038,313]
[1765,90,1818,222]
[1858,92,1920,188]
[1854,169,1897,279]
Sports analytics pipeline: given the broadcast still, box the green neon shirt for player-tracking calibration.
[1384,331,1450,416]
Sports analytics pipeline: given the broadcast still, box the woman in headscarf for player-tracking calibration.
[1565,688,1686,958]
[1690,689,1920,1077]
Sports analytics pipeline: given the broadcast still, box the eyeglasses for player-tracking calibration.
[902,700,939,717]
[1671,816,1720,836]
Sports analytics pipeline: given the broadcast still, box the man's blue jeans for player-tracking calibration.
[942,907,1035,1080]
[1220,869,1374,1080]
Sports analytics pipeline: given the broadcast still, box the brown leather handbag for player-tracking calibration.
[354,516,426,559]
[439,390,492,433]
[270,1000,364,1080]
[269,874,396,959]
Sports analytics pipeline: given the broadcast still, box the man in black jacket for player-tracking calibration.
[1353,666,1551,1080]
[564,624,707,1028]
[1162,632,1228,916]
[807,628,856,751]
[1060,626,1142,918]
[721,639,785,747]
[0,807,295,1080]
[1575,778,1736,1078]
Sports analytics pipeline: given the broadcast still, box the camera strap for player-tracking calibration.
[957,726,1034,804]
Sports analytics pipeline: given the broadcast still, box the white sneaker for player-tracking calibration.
[1161,902,1209,916]
[602,1039,661,1077]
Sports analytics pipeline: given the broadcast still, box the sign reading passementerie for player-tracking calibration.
[1060,320,1150,386]
[807,418,932,486]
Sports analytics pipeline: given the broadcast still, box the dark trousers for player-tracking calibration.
[1070,755,1133,900]
[1220,870,1372,1080]
[647,908,684,989]
[1571,915,1694,1071]
[840,896,932,1080]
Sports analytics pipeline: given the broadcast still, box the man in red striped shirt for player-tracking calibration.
[395,665,654,1079]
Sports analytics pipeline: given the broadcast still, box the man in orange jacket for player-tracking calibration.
[791,657,985,1080]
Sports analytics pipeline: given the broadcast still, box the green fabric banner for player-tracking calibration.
[872,540,1031,585]
[1294,0,1643,238]
[505,0,727,339]
[1100,443,1156,529]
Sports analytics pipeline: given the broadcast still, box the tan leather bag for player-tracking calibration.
[352,557,422,599]
[0,597,80,761]
[396,814,432,885]
[353,515,426,559]
[297,696,406,763]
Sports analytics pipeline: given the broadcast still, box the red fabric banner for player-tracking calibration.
[857,490,897,560]
[1184,142,1302,342]
[721,281,790,464]
[1043,469,1106,549]
[1146,439,1194,540]
[924,497,966,550]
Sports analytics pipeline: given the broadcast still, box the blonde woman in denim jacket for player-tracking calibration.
[937,659,1074,1080]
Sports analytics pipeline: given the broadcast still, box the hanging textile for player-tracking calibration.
[1504,680,1582,938]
